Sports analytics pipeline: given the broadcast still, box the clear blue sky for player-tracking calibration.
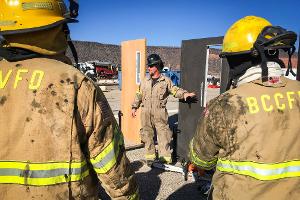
[67,0,300,47]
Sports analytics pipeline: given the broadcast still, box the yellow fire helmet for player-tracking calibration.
[221,15,297,84]
[0,0,76,35]
[221,16,272,56]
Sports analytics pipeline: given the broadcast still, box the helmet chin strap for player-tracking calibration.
[253,25,297,79]
[254,43,269,82]
[254,43,296,80]
[285,47,296,77]
[63,24,79,69]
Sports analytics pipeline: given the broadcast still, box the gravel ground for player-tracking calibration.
[102,86,207,200]
[126,148,207,200]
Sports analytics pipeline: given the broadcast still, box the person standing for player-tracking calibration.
[132,54,196,165]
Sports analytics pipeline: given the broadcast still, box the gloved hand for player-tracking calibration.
[180,94,198,104]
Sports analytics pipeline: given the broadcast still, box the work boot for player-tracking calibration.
[144,153,156,167]
[158,156,172,164]
[141,159,155,168]
[146,160,154,167]
[145,153,156,160]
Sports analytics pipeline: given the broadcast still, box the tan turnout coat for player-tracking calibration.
[190,77,300,200]
[0,57,139,200]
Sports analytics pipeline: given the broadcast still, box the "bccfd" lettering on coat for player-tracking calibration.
[246,91,300,114]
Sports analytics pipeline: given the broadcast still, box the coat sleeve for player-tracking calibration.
[131,84,142,109]
[166,77,187,99]
[189,95,229,170]
[77,78,139,200]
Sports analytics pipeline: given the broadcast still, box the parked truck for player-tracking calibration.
[92,61,118,79]
[77,61,118,81]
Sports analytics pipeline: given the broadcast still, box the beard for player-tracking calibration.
[149,71,155,77]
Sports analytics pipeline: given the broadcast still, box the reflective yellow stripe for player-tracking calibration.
[135,90,142,99]
[189,139,217,169]
[129,188,140,200]
[159,156,172,163]
[171,87,178,96]
[0,161,86,170]
[217,159,300,181]
[0,160,89,186]
[90,125,124,174]
[0,126,125,186]
[145,154,156,160]
[136,85,142,96]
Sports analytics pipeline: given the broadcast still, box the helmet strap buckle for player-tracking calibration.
[267,49,277,56]
[250,48,259,57]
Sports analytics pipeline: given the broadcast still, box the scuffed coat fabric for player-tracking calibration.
[132,75,187,160]
[190,77,300,200]
[0,57,139,200]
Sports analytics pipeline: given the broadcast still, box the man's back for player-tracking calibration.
[0,57,138,199]
[0,57,98,199]
[209,77,300,199]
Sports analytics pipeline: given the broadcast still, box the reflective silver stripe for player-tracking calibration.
[22,2,53,10]
[91,126,124,173]
[0,21,16,26]
[93,146,116,169]
[218,163,300,176]
[0,165,89,178]
[217,160,300,180]
[0,168,20,176]
[93,131,123,169]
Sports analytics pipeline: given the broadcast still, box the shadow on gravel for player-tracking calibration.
[131,160,207,200]
[131,160,163,200]
[166,182,207,200]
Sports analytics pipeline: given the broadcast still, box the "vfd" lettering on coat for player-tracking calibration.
[0,69,44,90]
[246,91,300,114]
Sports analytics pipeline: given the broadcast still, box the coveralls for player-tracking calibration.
[190,76,300,200]
[0,56,139,200]
[132,75,187,162]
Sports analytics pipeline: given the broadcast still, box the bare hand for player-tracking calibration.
[131,108,137,118]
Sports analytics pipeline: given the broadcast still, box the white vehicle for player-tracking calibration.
[77,62,96,81]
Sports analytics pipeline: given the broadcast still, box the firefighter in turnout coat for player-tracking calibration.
[189,16,300,200]
[0,1,139,199]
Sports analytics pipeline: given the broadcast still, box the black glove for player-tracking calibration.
[179,96,198,104]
